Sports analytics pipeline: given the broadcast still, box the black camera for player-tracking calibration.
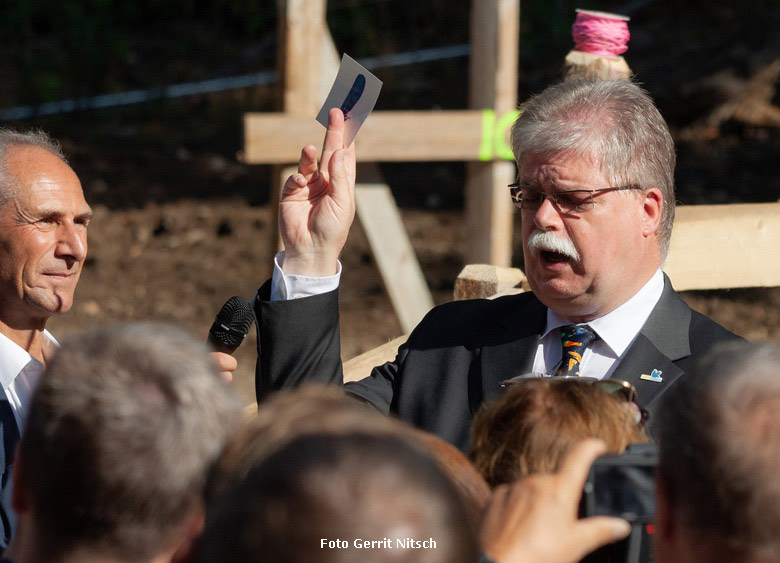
[580,443,658,563]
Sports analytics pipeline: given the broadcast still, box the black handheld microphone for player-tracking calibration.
[208,296,254,354]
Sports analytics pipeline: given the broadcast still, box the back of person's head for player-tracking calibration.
[207,385,402,504]
[200,433,479,563]
[511,78,676,256]
[657,342,780,563]
[470,378,648,486]
[406,429,491,527]
[208,385,490,531]
[16,322,242,562]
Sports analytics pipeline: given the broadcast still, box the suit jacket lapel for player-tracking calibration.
[0,399,19,471]
[611,274,691,408]
[478,275,692,410]
[480,295,547,406]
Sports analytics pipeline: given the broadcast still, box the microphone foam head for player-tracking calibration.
[210,296,254,350]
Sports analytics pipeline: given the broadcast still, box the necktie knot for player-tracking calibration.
[556,324,597,377]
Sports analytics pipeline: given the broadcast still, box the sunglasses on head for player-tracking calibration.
[499,374,649,427]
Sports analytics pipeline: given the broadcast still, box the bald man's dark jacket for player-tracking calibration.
[254,275,742,451]
[0,400,18,549]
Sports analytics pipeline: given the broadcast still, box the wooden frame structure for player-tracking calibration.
[243,3,780,386]
[245,0,520,331]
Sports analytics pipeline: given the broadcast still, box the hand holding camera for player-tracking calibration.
[480,439,632,563]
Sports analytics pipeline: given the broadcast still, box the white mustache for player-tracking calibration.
[526,230,580,262]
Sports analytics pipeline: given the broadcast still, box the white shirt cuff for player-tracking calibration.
[270,251,342,301]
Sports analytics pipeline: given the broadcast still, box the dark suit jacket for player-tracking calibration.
[0,399,19,550]
[255,275,742,451]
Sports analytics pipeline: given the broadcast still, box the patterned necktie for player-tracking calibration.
[555,325,597,377]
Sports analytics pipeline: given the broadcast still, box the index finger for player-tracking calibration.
[319,108,346,177]
[555,439,608,497]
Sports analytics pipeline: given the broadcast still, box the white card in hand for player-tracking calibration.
[316,54,382,147]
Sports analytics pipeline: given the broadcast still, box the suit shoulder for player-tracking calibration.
[688,308,745,350]
[418,291,540,325]
[408,291,542,347]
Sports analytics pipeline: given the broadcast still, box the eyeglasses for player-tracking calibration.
[499,374,650,427]
[508,183,643,214]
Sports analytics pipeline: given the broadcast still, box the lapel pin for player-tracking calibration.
[640,369,663,383]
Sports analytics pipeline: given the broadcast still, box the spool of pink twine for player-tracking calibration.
[572,10,630,57]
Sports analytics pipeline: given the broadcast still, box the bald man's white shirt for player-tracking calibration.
[0,330,58,432]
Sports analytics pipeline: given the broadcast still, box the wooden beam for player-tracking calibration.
[276,0,326,115]
[343,334,408,383]
[464,0,519,267]
[245,110,490,164]
[666,203,780,291]
[355,184,435,332]
[454,264,527,300]
[270,0,327,255]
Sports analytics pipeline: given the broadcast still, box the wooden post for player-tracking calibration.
[271,0,327,254]
[354,184,434,332]
[276,0,325,113]
[464,0,519,267]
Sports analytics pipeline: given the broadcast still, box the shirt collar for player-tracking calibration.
[543,269,665,357]
[0,330,58,391]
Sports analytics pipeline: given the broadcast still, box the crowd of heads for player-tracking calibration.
[12,322,779,563]
[2,315,657,563]
[11,323,241,562]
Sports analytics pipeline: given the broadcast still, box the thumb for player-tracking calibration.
[328,149,353,203]
[571,517,632,559]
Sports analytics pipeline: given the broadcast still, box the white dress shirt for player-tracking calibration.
[0,330,58,432]
[531,269,664,380]
[271,255,664,380]
[270,251,341,300]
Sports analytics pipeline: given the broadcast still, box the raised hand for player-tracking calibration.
[279,108,357,277]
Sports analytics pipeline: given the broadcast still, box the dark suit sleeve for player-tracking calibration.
[253,278,414,415]
[254,279,344,403]
[343,342,409,415]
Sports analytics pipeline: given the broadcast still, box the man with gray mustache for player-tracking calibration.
[526,230,580,264]
[254,79,741,450]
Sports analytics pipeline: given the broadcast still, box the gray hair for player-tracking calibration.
[0,128,67,210]
[658,342,780,562]
[511,79,676,257]
[19,322,242,562]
